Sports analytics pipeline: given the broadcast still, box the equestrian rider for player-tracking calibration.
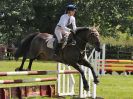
[54,4,77,55]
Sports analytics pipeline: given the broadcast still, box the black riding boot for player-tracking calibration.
[54,43,62,56]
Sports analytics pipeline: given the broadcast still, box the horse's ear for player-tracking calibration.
[93,23,96,28]
[96,24,100,30]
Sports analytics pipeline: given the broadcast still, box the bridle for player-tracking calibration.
[72,29,99,54]
[75,30,99,44]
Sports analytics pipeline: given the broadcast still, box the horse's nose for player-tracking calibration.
[95,47,102,52]
[95,42,101,52]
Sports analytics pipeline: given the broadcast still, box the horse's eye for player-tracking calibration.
[90,33,95,36]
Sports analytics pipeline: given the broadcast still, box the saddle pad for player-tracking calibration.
[46,37,55,49]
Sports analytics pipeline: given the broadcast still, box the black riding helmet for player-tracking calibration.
[66,4,77,12]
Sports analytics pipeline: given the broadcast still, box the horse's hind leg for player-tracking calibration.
[15,57,26,71]
[71,63,89,91]
[26,58,35,71]
[80,59,99,84]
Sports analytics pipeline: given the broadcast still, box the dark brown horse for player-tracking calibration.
[15,27,101,91]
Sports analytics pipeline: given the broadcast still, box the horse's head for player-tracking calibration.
[75,26,101,52]
[88,27,101,51]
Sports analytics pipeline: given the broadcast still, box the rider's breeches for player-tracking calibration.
[54,26,69,43]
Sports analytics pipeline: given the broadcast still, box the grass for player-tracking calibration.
[0,60,57,88]
[0,60,133,99]
[97,75,133,99]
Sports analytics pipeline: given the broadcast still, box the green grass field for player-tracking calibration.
[0,60,133,99]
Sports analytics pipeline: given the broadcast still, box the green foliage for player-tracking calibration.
[0,0,132,45]
[101,32,133,46]
[32,0,67,33]
[74,0,133,36]
[0,0,36,44]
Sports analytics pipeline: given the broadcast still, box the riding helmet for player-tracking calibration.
[66,4,77,11]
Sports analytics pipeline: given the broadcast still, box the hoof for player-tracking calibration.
[15,68,21,71]
[94,77,99,84]
[84,85,89,91]
[25,69,31,71]
[15,68,27,71]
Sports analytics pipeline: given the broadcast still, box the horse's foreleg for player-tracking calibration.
[27,58,35,71]
[15,57,26,71]
[71,63,89,91]
[80,59,99,84]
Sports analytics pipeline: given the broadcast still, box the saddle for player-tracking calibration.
[46,34,76,49]
[46,35,56,49]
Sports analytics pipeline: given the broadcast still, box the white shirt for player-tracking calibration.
[57,14,77,32]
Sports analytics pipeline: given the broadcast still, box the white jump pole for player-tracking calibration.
[57,63,61,96]
[101,44,106,75]
[57,63,75,96]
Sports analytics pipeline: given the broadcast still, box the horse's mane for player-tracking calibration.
[75,27,89,34]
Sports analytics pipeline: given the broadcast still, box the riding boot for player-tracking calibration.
[54,43,62,56]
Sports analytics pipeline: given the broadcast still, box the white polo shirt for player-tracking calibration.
[57,14,77,32]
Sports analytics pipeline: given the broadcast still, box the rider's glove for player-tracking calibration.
[70,29,75,34]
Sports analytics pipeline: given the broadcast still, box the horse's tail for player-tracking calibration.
[14,33,39,60]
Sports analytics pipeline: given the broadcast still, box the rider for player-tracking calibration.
[54,4,77,55]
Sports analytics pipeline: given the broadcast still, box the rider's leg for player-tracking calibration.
[62,34,68,48]
[54,28,63,55]
[54,42,62,55]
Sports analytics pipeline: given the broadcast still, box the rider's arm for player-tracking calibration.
[71,16,77,31]
[58,15,71,32]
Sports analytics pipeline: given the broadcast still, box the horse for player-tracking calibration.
[14,26,101,91]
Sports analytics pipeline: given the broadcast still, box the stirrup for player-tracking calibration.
[54,49,60,56]
[71,40,76,45]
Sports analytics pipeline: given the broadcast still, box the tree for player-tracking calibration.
[0,0,36,45]
[74,0,133,37]
[0,0,132,45]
